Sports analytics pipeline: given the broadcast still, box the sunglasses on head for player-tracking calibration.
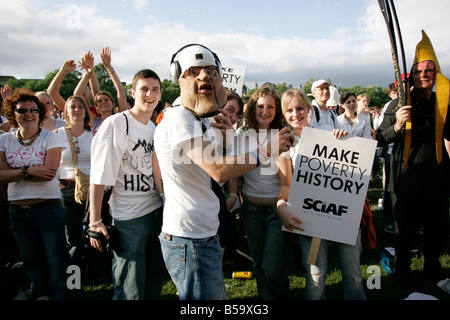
[15,108,40,114]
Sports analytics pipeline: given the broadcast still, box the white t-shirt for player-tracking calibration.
[0,130,64,201]
[154,106,220,239]
[56,128,93,179]
[235,127,280,198]
[308,100,336,131]
[90,110,162,221]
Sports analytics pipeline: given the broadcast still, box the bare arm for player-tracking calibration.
[74,51,99,100]
[88,183,108,252]
[276,155,303,232]
[101,47,127,112]
[225,177,239,212]
[0,148,61,183]
[47,60,77,110]
[187,127,294,183]
[152,152,163,195]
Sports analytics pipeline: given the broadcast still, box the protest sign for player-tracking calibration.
[221,64,246,95]
[284,127,377,246]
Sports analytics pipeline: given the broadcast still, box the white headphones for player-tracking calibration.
[169,44,222,82]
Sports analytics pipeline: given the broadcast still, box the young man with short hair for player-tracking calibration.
[89,69,165,300]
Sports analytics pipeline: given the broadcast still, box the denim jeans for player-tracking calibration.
[299,231,366,300]
[159,232,226,300]
[60,186,85,259]
[9,200,82,299]
[240,198,290,300]
[112,207,165,300]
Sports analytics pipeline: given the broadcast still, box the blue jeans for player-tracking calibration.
[112,207,165,300]
[9,200,82,299]
[241,198,290,299]
[299,231,366,300]
[60,186,85,259]
[159,232,226,300]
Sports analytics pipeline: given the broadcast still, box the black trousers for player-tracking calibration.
[392,194,449,273]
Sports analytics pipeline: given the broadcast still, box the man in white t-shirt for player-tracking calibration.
[308,79,336,131]
[155,44,294,300]
[88,69,165,300]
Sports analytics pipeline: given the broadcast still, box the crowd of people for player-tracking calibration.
[0,31,449,301]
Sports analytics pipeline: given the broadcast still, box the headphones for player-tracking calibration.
[169,43,222,82]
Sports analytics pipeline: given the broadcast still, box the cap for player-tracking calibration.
[311,79,331,91]
[177,45,219,77]
[326,86,340,106]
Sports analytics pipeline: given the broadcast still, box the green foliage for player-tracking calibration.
[340,85,390,108]
[161,80,180,105]
[2,71,392,109]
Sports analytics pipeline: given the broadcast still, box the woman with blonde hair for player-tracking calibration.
[279,88,365,300]
[53,96,97,280]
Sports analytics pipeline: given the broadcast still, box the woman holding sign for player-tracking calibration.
[235,85,292,300]
[279,88,366,300]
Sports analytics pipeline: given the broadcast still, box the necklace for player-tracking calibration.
[17,128,41,146]
[344,114,357,126]
[257,130,268,147]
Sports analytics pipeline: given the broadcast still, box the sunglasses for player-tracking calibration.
[15,108,40,114]
[184,66,219,78]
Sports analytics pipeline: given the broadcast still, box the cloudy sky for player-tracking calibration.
[1,0,449,90]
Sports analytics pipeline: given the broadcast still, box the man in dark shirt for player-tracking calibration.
[376,30,450,289]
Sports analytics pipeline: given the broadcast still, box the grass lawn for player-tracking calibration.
[82,178,450,301]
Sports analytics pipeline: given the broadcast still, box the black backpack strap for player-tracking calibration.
[123,113,129,135]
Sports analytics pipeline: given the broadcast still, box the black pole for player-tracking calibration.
[378,0,406,109]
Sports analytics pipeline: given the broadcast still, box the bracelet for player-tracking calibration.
[20,165,30,180]
[249,151,260,167]
[228,193,238,200]
[107,67,115,73]
[89,219,102,227]
[277,200,288,207]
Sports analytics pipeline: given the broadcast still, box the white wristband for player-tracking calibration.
[89,219,102,227]
[277,200,288,207]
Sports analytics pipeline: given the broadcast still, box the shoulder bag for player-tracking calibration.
[65,127,90,204]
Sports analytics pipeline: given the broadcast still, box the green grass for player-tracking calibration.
[82,178,450,300]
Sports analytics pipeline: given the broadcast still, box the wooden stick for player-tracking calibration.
[307,237,321,265]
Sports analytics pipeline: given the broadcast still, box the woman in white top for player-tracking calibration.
[336,92,373,139]
[0,89,80,299]
[53,95,94,273]
[235,85,292,300]
[280,89,366,300]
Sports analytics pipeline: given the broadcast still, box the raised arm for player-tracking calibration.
[47,60,77,110]
[101,47,127,112]
[74,50,99,102]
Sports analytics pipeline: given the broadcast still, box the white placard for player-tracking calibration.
[284,127,378,245]
[221,64,246,95]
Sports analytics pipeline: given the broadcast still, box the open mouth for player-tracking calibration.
[198,83,214,95]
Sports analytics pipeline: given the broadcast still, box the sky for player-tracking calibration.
[1,0,449,90]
